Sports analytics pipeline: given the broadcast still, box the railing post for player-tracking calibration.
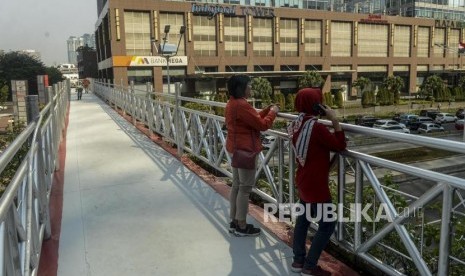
[175,82,183,156]
[50,85,60,171]
[130,81,136,125]
[337,155,345,241]
[146,82,155,136]
[26,95,39,125]
[288,146,296,222]
[438,184,453,276]
[278,138,284,205]
[354,161,363,250]
[66,78,71,100]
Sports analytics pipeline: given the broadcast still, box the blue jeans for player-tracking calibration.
[292,199,336,269]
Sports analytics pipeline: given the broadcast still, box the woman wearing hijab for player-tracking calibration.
[288,88,346,276]
[225,75,279,236]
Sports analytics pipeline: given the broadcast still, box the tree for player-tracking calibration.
[251,77,272,107]
[376,87,393,106]
[383,76,404,104]
[212,91,228,116]
[334,90,343,108]
[458,75,465,90]
[0,51,47,97]
[45,66,65,85]
[0,83,8,108]
[76,45,94,53]
[285,93,296,112]
[362,90,375,107]
[353,77,371,95]
[273,92,286,111]
[323,92,334,107]
[298,70,324,90]
[420,75,444,101]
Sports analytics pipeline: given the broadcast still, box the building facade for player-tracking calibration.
[95,0,465,98]
[58,64,79,87]
[67,34,96,65]
[77,47,99,79]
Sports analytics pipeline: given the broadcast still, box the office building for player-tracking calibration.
[95,0,465,98]
[77,47,98,79]
[67,34,96,65]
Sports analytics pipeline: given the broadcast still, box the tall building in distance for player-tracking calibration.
[67,34,96,65]
[384,0,465,20]
[82,33,96,49]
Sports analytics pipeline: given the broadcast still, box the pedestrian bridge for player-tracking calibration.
[1,81,464,275]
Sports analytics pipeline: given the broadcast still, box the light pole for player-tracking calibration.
[154,25,186,155]
[156,25,186,94]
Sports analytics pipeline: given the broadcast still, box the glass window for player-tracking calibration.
[280,65,299,71]
[159,13,186,56]
[124,11,151,56]
[280,19,298,57]
[433,28,446,57]
[331,22,352,57]
[253,18,273,57]
[304,20,322,57]
[358,23,388,57]
[448,29,460,58]
[193,15,217,56]
[254,65,274,71]
[127,68,153,93]
[224,16,246,57]
[226,66,247,72]
[394,25,411,57]
[417,27,430,58]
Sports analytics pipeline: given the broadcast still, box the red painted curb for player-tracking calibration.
[38,104,70,276]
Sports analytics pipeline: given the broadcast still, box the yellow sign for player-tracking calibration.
[113,56,188,67]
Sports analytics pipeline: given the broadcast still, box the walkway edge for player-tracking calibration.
[38,104,70,276]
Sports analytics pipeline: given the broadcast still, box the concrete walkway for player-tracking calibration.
[57,92,297,275]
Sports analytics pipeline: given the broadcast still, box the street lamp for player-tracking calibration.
[155,25,186,94]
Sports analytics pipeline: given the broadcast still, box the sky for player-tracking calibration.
[0,0,97,66]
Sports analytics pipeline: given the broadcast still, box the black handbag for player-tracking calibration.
[232,149,257,170]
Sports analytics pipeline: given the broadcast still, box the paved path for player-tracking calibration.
[57,93,298,275]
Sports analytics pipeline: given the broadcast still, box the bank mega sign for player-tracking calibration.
[112,56,188,67]
[191,3,275,19]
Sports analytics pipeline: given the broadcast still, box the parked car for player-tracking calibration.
[434,113,457,123]
[419,109,441,120]
[399,114,418,127]
[418,123,445,134]
[262,135,275,148]
[455,119,464,130]
[392,113,402,122]
[262,135,290,150]
[355,115,379,127]
[409,116,434,131]
[456,108,465,119]
[373,119,406,129]
[379,125,410,134]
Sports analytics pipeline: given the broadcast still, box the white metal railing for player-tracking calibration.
[0,81,69,275]
[94,81,465,276]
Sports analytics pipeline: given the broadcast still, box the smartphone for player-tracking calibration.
[313,104,327,116]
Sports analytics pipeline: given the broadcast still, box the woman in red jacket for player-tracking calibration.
[225,75,279,236]
[288,88,346,276]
